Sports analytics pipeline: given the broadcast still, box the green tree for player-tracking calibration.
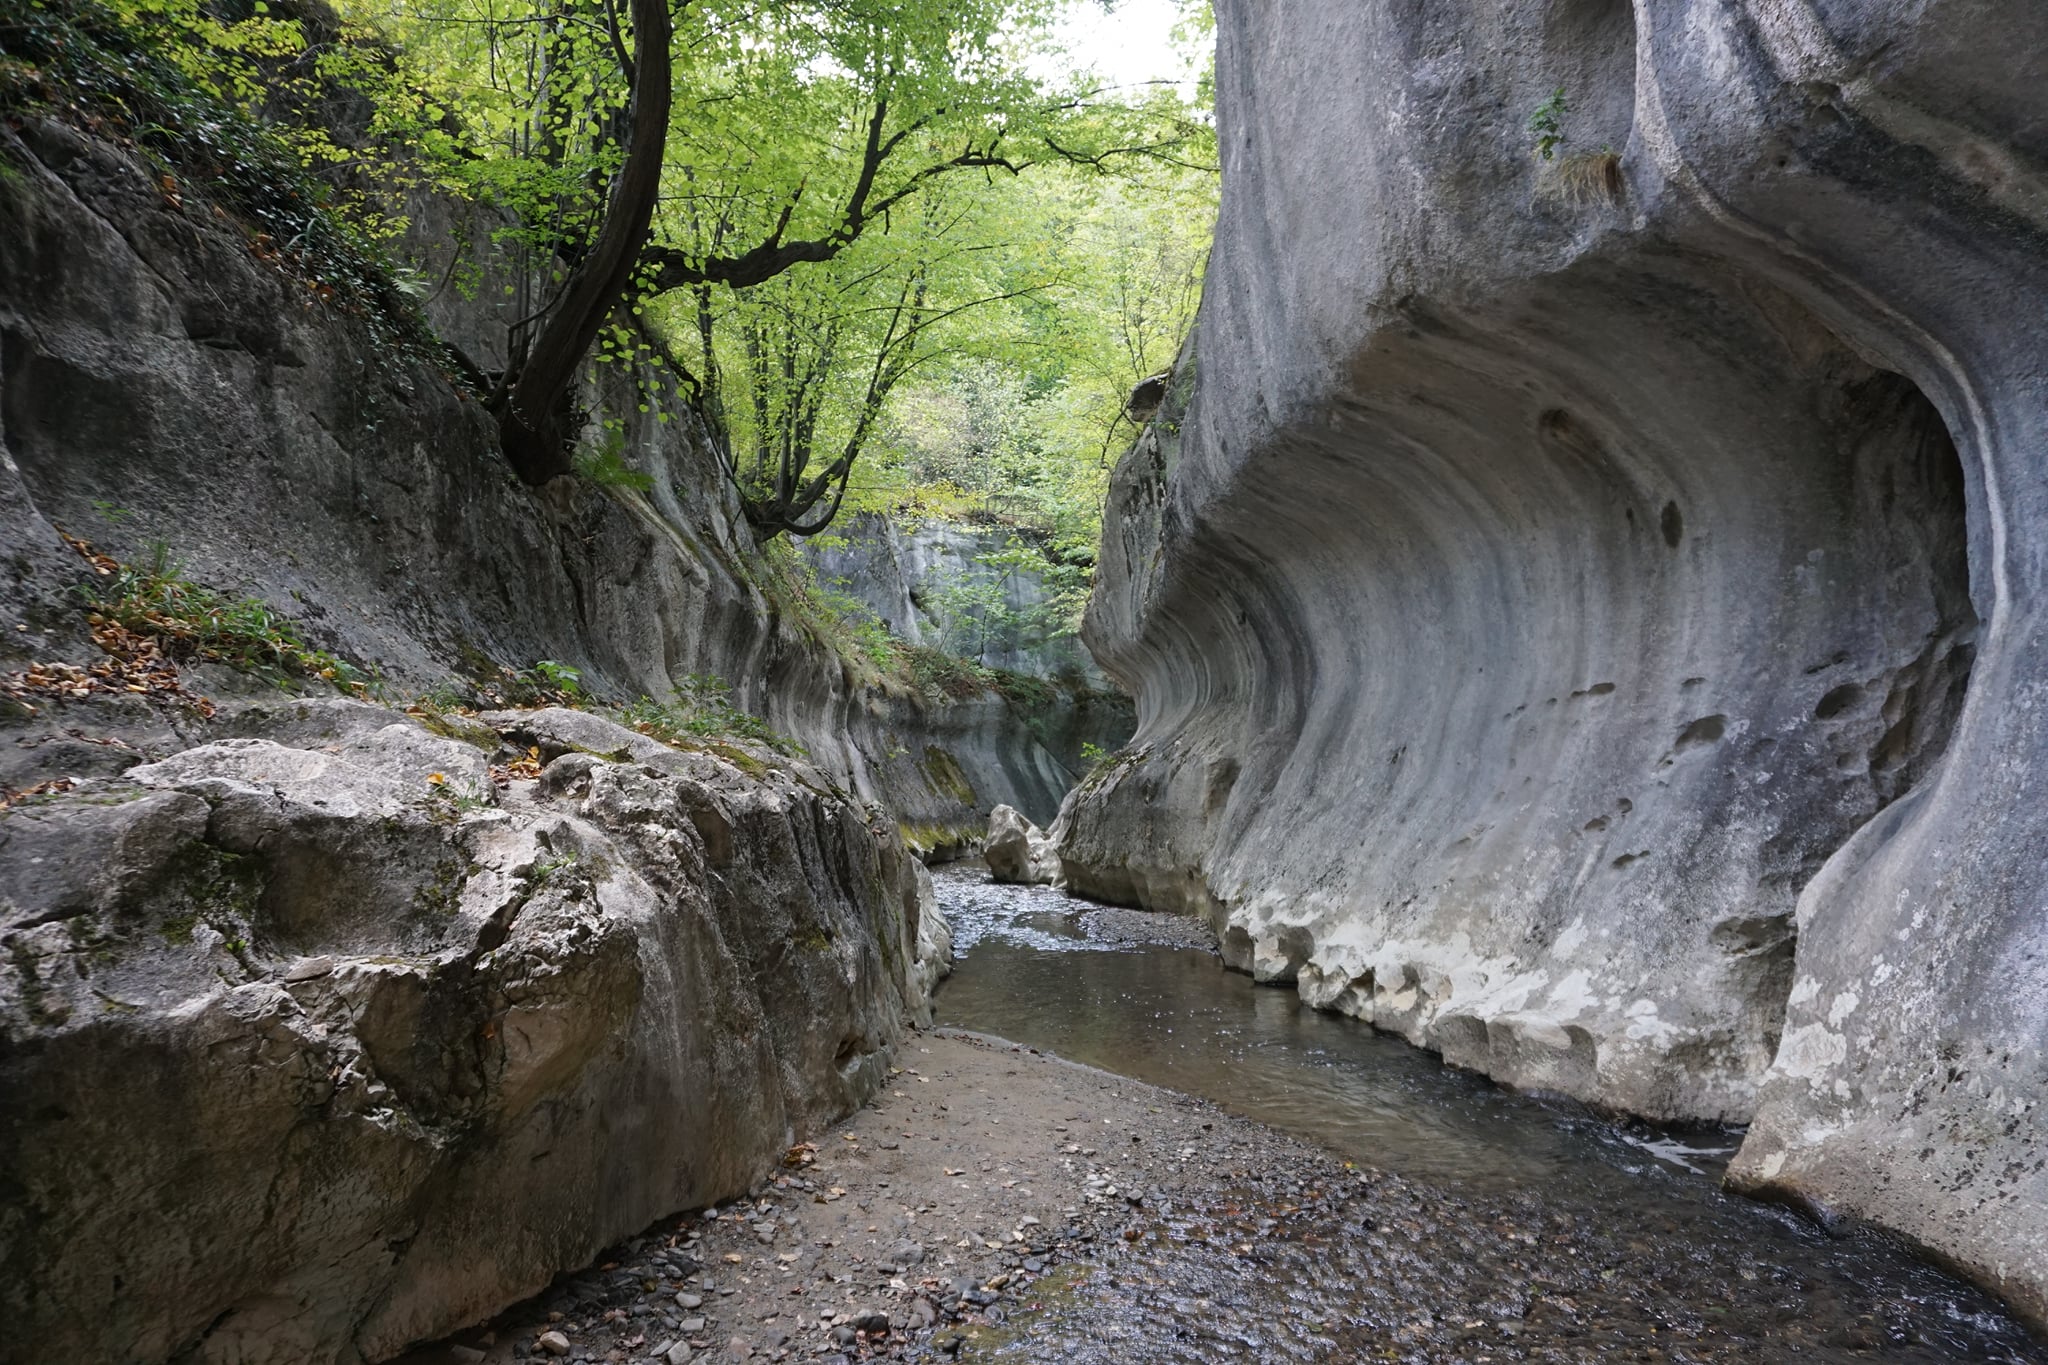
[340,0,1207,505]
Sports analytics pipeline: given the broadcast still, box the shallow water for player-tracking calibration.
[931,867,2046,1362]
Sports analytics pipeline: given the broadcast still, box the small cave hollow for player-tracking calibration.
[1840,371,1979,809]
[1538,0,1639,155]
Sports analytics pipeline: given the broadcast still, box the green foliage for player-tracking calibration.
[426,775,492,814]
[526,851,580,885]
[903,645,990,702]
[82,542,367,689]
[574,429,655,491]
[923,562,1021,662]
[488,659,583,706]
[1080,740,1111,766]
[10,0,1219,701]
[528,660,582,697]
[834,163,1216,609]
[617,674,789,750]
[1529,87,1569,161]
[323,0,1215,527]
[842,614,900,671]
[746,536,921,682]
[414,680,473,713]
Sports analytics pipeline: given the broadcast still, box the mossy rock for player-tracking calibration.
[918,746,976,807]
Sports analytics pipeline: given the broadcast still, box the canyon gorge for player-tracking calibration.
[3,0,2045,1358]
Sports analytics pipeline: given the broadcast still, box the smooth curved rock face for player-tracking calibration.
[1059,0,2048,1322]
[984,804,1061,885]
[0,701,945,1363]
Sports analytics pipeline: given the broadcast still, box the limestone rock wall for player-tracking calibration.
[1057,0,2048,1324]
[0,115,1058,849]
[798,514,1136,823]
[0,114,987,1362]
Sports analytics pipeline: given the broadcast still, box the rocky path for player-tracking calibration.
[402,1025,2047,1365]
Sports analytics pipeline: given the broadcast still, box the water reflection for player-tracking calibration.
[937,867,1736,1195]
[933,866,2046,1363]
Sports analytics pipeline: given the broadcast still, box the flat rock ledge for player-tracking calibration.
[0,699,949,1364]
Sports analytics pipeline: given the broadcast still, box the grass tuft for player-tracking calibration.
[75,536,368,690]
[1554,148,1625,205]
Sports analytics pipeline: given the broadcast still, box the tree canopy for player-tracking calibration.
[321,0,1215,517]
[3,0,1216,660]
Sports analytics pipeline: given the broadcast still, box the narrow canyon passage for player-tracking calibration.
[417,865,2043,1364]
[5,0,2046,1356]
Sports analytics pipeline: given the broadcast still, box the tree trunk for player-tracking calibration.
[494,0,674,485]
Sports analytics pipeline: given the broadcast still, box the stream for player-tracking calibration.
[929,866,2047,1362]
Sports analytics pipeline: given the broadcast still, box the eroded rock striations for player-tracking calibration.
[1057,0,2047,1324]
[0,700,947,1363]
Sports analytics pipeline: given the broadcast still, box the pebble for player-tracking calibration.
[677,1316,706,1333]
[674,1292,703,1310]
[535,1330,571,1357]
[663,1344,691,1365]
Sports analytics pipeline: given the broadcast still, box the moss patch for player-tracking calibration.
[709,741,771,779]
[161,840,265,935]
[919,746,976,807]
[896,821,983,858]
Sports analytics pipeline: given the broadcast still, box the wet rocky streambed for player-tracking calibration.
[416,867,2046,1365]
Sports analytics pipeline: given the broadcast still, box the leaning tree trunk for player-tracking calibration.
[494,0,674,485]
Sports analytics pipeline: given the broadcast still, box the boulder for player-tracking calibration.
[984,804,1059,886]
[0,702,948,1363]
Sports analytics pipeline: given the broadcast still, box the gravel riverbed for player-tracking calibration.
[400,1025,2043,1365]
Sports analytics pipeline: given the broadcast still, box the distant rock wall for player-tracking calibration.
[797,513,1134,822]
[1057,0,2048,1326]
[801,512,1103,682]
